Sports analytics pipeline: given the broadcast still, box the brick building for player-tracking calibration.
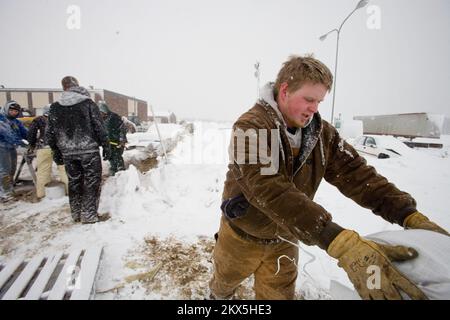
[0,88,148,123]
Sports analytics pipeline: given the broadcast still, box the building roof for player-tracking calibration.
[0,87,146,104]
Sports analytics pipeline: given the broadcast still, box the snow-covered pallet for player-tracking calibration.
[0,246,103,300]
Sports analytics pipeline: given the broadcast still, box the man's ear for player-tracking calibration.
[278,82,289,102]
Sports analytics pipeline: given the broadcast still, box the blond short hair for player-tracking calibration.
[274,54,333,98]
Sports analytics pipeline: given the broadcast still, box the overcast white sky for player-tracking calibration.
[1,0,449,122]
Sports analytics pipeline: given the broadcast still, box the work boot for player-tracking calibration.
[0,194,15,203]
[98,212,111,222]
[0,188,16,203]
[72,212,81,223]
[81,212,111,224]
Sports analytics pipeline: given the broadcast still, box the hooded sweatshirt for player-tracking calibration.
[46,86,109,157]
[0,101,28,149]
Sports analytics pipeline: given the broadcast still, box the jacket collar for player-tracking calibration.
[257,82,324,175]
[258,82,314,129]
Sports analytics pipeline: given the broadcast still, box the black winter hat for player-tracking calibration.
[8,101,21,111]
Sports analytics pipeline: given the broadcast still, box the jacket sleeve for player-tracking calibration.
[0,119,22,146]
[44,105,63,164]
[89,101,109,148]
[27,118,39,147]
[46,105,57,151]
[17,120,28,140]
[323,124,416,225]
[228,119,339,248]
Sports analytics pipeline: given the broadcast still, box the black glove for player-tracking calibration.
[52,150,64,165]
[221,194,250,219]
[102,145,112,161]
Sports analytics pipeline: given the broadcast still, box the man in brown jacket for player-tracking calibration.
[209,55,448,300]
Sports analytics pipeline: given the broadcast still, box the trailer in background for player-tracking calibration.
[353,113,446,149]
[354,113,445,139]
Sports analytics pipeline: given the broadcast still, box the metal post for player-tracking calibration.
[149,104,168,163]
[331,31,340,126]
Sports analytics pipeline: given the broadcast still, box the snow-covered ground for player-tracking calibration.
[1,123,449,299]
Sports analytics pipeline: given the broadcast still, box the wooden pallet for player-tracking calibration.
[0,246,103,300]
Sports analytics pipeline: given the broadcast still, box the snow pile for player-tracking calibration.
[124,123,188,163]
[427,114,446,136]
[98,164,225,240]
[396,135,450,158]
[440,134,450,155]
[371,135,416,156]
[98,165,144,220]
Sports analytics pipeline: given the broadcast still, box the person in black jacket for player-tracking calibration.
[98,101,127,176]
[46,76,111,224]
[28,105,68,199]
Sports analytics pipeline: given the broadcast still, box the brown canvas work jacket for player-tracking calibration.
[222,93,417,250]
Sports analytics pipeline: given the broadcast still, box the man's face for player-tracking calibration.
[8,108,20,118]
[278,82,327,128]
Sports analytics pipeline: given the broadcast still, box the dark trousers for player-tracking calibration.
[0,147,17,198]
[64,152,102,222]
[109,146,125,176]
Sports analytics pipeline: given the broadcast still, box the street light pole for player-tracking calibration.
[319,0,369,126]
[332,29,340,127]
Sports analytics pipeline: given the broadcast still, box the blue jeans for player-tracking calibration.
[0,146,17,197]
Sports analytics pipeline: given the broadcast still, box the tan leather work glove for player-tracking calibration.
[327,230,427,300]
[403,211,449,236]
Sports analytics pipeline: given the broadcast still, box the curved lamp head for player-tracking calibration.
[355,0,369,10]
[319,29,337,41]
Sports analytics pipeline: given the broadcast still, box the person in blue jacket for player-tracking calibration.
[0,100,28,202]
